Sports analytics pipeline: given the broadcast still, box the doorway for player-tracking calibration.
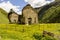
[28,18,32,25]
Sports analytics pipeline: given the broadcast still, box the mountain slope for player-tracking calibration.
[38,0,60,23]
[55,0,60,1]
[0,8,9,24]
[41,5,60,23]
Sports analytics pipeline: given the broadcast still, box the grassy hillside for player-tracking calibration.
[55,0,60,1]
[38,1,60,23]
[0,24,60,40]
[40,4,60,23]
[0,8,9,24]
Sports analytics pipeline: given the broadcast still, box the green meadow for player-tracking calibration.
[0,24,60,40]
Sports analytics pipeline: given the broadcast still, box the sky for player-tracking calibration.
[0,0,27,14]
[25,0,55,8]
[0,0,55,14]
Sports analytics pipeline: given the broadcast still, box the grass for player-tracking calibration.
[0,24,60,40]
[0,12,9,24]
[0,8,9,24]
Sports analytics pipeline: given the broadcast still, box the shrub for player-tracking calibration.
[33,33,57,40]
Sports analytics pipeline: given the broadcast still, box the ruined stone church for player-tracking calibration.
[8,4,39,24]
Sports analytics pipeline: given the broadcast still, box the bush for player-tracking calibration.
[33,33,57,40]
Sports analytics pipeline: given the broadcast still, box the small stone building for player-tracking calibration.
[8,4,39,24]
[8,9,19,24]
[22,4,38,24]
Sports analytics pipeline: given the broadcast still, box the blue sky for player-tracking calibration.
[0,0,55,14]
[0,0,27,11]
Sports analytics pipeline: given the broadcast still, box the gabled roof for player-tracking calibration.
[8,9,18,16]
[22,4,37,14]
[22,4,32,10]
[9,9,18,14]
[8,9,18,19]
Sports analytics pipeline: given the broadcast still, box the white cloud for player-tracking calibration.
[24,0,55,8]
[0,1,22,15]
